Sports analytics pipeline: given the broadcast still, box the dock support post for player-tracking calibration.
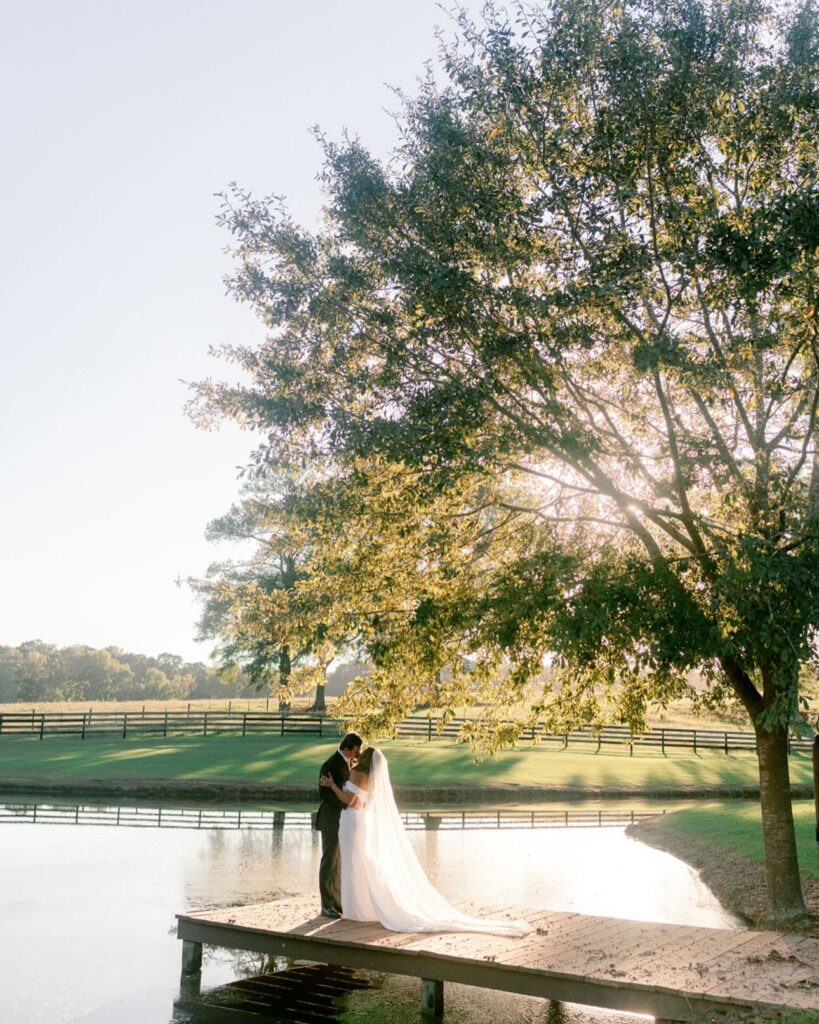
[181,939,203,977]
[178,972,202,1001]
[420,978,443,1022]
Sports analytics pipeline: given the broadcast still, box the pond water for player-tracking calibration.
[0,802,737,1024]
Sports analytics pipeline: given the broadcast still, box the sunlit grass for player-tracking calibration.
[647,801,819,879]
[0,734,812,793]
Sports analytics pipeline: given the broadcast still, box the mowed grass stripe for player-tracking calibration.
[0,733,812,791]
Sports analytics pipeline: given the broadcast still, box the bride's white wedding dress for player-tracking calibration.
[337,749,530,936]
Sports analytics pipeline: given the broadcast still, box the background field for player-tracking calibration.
[0,695,771,731]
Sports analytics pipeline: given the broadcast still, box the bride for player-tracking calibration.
[320,746,531,936]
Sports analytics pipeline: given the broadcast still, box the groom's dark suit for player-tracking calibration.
[315,748,350,913]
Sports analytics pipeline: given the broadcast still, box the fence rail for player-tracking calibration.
[0,708,812,754]
[0,802,662,831]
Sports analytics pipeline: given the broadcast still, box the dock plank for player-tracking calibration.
[177,896,819,1022]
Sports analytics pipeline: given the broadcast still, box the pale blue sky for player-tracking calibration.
[0,0,481,662]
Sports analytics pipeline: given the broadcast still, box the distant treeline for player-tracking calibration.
[0,640,258,703]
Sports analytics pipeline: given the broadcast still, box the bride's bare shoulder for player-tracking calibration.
[349,768,369,790]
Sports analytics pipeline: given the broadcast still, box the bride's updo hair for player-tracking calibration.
[354,746,376,775]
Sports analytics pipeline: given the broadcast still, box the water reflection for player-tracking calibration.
[0,802,662,830]
[0,807,736,1024]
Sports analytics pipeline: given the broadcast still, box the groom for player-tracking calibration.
[315,731,363,918]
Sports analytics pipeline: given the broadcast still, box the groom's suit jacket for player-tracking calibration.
[315,750,350,834]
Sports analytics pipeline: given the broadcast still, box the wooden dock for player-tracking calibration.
[176,896,819,1022]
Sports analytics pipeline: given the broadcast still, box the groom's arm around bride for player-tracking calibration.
[314,731,362,918]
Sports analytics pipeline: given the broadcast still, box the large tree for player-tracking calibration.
[189,0,819,921]
[189,471,343,710]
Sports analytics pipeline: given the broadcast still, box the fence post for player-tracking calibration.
[39,714,45,740]
[280,715,284,737]
[242,714,247,738]
[661,729,665,755]
[693,730,697,754]
[164,711,168,738]
[724,731,728,755]
[123,714,128,739]
[203,713,208,737]
[81,715,86,740]
[319,717,323,738]
[0,714,3,736]
[428,717,432,742]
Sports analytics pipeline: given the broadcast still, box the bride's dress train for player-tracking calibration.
[338,749,530,936]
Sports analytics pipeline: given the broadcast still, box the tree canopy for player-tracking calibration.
[190,0,819,919]
[189,470,343,709]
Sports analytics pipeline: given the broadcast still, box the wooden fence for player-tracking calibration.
[0,708,813,754]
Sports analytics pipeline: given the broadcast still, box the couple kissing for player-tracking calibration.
[314,732,530,936]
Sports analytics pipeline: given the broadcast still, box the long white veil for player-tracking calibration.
[362,749,530,936]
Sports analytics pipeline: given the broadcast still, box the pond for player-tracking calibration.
[0,801,737,1024]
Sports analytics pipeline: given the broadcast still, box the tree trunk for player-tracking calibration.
[278,647,291,712]
[754,722,807,921]
[312,680,326,713]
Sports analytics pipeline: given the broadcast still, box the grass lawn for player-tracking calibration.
[647,800,819,879]
[0,733,812,792]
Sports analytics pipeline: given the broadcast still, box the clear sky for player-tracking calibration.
[0,0,482,663]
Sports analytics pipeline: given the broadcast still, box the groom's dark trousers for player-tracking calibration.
[315,749,350,913]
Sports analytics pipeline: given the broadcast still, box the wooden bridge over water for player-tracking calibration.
[176,896,819,1022]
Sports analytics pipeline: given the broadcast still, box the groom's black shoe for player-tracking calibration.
[321,907,342,919]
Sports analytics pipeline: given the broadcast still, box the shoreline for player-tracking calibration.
[627,815,819,934]
[0,775,814,804]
